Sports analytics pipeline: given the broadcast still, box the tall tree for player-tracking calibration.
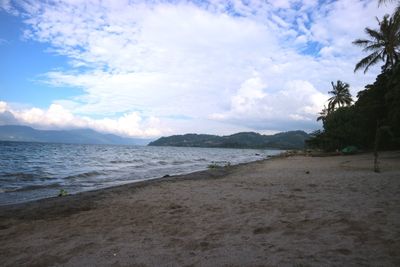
[353,13,400,73]
[327,80,353,111]
[317,105,329,122]
[378,0,400,16]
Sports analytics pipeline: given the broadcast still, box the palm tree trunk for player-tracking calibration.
[374,120,381,173]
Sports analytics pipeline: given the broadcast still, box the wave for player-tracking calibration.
[3,182,61,193]
[64,171,105,180]
[109,159,144,164]
[0,172,36,179]
[0,172,55,182]
[0,144,281,204]
[171,160,192,165]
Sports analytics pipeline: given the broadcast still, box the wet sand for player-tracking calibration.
[1,152,400,266]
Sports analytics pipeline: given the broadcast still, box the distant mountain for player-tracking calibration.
[148,131,310,149]
[0,125,152,145]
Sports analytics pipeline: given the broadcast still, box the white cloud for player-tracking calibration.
[0,101,7,112]
[0,38,9,45]
[2,0,398,135]
[0,0,18,15]
[210,77,328,131]
[0,101,165,138]
[308,0,396,59]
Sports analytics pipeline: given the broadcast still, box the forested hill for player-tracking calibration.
[148,131,310,149]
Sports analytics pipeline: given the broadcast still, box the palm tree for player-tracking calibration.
[378,0,400,16]
[379,0,399,4]
[317,105,329,122]
[353,13,400,73]
[327,80,352,111]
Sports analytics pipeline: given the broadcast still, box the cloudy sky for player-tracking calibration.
[0,0,397,138]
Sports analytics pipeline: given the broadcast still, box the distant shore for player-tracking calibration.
[1,152,400,266]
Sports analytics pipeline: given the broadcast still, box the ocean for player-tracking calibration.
[0,141,281,205]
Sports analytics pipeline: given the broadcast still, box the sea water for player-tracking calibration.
[0,141,281,205]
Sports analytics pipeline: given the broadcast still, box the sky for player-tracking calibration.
[0,0,397,138]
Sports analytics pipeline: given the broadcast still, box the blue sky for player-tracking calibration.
[0,0,397,137]
[0,12,78,107]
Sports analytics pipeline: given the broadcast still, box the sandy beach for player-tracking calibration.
[1,152,400,266]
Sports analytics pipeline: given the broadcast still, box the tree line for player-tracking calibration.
[307,0,400,168]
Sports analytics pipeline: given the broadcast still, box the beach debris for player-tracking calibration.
[58,189,68,197]
[342,146,358,155]
[163,174,170,178]
[305,170,310,174]
[208,162,220,169]
[253,226,273,235]
[208,161,231,169]
[169,204,183,210]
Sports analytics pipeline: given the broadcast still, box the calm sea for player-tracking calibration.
[0,141,281,205]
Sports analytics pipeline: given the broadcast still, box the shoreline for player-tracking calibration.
[0,155,271,209]
[0,144,282,207]
[0,150,373,213]
[1,152,399,266]
[0,161,238,216]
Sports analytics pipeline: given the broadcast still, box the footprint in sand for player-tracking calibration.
[253,226,273,235]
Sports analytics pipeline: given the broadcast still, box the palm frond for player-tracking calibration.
[363,52,384,73]
[378,0,396,6]
[365,28,383,41]
[354,51,382,73]
[352,38,373,47]
[363,43,384,52]
[353,9,400,73]
[327,80,353,111]
[328,96,336,102]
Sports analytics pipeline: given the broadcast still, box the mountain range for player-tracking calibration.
[148,131,310,149]
[0,125,151,145]
[0,125,310,149]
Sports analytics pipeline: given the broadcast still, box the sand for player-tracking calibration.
[1,152,400,266]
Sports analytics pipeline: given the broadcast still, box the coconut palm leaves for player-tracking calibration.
[353,13,400,73]
[317,105,330,122]
[316,81,352,123]
[327,81,353,111]
[378,0,400,16]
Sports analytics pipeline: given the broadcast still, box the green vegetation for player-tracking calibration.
[327,80,353,111]
[58,189,68,197]
[148,131,310,150]
[207,161,231,169]
[353,14,400,73]
[307,5,400,170]
[308,62,400,152]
